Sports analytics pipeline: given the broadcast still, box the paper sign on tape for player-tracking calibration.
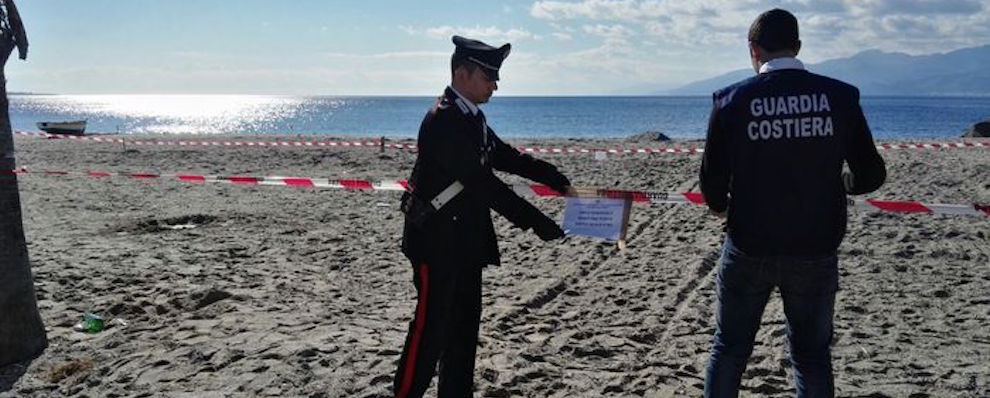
[562,197,630,241]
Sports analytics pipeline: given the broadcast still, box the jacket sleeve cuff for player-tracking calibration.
[705,195,728,213]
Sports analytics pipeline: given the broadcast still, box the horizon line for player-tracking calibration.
[9,92,990,99]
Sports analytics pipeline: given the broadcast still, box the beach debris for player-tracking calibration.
[114,214,217,234]
[594,151,608,161]
[109,318,129,329]
[857,345,872,358]
[44,358,94,384]
[72,312,105,333]
[168,222,198,230]
[626,130,672,142]
[962,120,990,138]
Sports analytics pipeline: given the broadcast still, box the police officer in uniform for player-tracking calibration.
[393,36,571,398]
[699,9,886,397]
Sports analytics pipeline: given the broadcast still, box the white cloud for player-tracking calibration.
[531,0,646,21]
[847,0,984,16]
[529,0,990,60]
[550,22,576,32]
[531,1,751,49]
[583,24,633,39]
[530,1,724,22]
[323,51,447,60]
[15,2,990,96]
[511,0,990,92]
[402,25,534,43]
[12,58,451,96]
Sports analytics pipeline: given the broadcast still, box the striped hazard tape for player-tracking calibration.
[522,140,990,154]
[14,130,988,156]
[13,130,417,150]
[521,146,704,154]
[4,167,987,217]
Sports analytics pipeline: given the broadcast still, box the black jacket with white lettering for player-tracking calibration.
[700,68,886,256]
[401,87,569,266]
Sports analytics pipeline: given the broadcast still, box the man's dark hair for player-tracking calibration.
[451,57,479,75]
[748,9,800,53]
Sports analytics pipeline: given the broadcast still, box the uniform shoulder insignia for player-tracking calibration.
[429,104,441,116]
[714,87,738,110]
[453,98,471,115]
[435,97,449,110]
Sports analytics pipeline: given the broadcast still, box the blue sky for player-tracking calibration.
[6,0,990,95]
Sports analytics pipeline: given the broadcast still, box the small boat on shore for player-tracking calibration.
[37,120,87,135]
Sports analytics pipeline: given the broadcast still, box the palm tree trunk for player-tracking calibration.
[0,0,46,367]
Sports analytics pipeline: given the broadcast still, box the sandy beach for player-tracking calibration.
[1,134,987,397]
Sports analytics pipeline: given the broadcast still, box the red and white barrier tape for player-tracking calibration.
[521,146,704,154]
[13,130,417,150]
[4,167,987,217]
[522,140,990,154]
[14,130,988,155]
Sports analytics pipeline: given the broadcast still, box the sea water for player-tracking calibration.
[9,94,990,139]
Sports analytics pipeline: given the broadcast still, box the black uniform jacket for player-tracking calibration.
[401,87,567,266]
[700,67,886,257]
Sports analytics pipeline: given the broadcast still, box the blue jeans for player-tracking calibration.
[704,237,838,398]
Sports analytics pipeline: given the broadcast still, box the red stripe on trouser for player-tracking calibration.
[396,263,429,398]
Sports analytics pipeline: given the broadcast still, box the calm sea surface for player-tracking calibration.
[9,94,990,139]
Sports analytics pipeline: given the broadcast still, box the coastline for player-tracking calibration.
[12,95,990,139]
[1,134,988,397]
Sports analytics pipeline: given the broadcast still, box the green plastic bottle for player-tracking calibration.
[73,313,105,333]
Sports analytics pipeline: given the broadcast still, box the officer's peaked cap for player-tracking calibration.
[452,35,511,81]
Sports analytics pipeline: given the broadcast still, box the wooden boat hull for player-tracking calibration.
[37,120,86,136]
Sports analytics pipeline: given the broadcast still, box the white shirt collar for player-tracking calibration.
[759,57,805,74]
[448,85,479,116]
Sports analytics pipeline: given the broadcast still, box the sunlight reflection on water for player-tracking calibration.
[10,94,989,138]
[12,94,306,135]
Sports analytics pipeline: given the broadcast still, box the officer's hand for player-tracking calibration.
[547,173,571,196]
[550,185,576,197]
[533,218,565,241]
[842,171,855,192]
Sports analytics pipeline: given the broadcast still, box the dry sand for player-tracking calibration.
[1,134,988,397]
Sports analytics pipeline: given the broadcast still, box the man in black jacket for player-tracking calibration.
[393,35,571,398]
[699,9,886,398]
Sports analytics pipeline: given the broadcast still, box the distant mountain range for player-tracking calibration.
[668,44,990,96]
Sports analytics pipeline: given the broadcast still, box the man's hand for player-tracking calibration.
[533,218,565,241]
[842,171,855,192]
[710,209,726,219]
[547,172,571,196]
[553,185,577,197]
